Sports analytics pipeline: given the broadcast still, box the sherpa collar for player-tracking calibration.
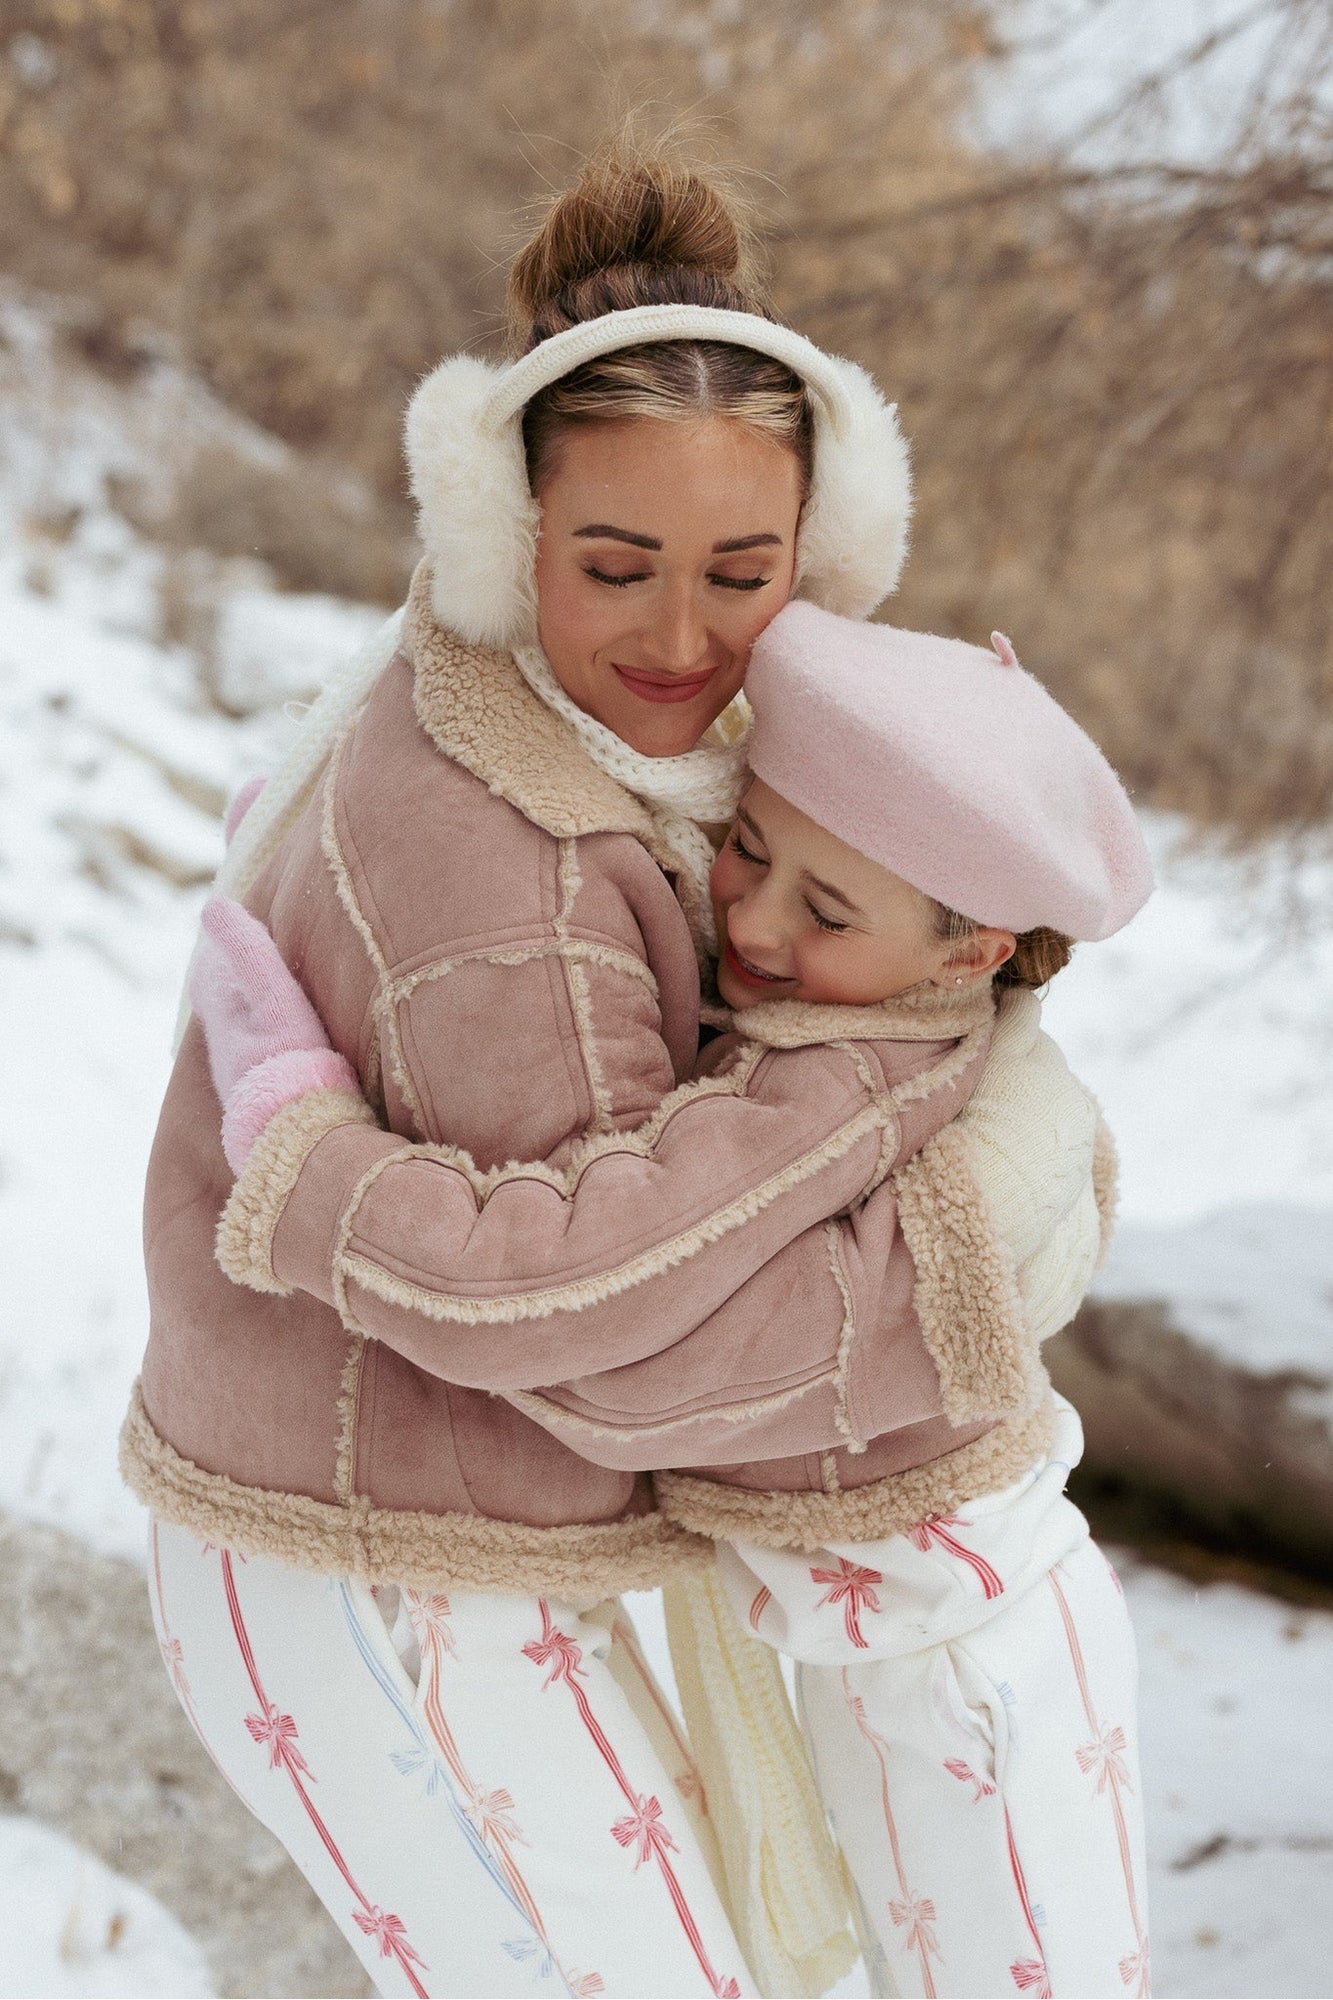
[405,562,682,866]
[715,979,997,1049]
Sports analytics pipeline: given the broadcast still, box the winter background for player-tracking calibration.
[2,3,1331,1996]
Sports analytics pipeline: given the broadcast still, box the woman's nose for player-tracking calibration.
[641,586,709,672]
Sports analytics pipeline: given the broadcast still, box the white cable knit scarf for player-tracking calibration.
[513,642,751,959]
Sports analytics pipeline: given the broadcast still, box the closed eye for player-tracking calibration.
[584,565,650,588]
[729,831,766,865]
[807,903,849,933]
[709,574,772,592]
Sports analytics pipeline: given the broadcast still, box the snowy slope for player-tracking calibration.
[1043,822,1333,1227]
[0,1817,213,1999]
[2,292,1331,1998]
[978,0,1330,169]
[0,292,383,1562]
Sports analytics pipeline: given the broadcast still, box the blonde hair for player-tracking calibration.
[933,903,1075,990]
[505,141,814,496]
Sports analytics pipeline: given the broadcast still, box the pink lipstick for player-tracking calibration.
[612,664,716,705]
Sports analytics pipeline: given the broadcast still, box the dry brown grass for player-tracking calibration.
[114,441,415,606]
[2,0,1329,838]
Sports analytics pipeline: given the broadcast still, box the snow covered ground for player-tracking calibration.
[2,292,1331,1996]
[0,1817,212,1999]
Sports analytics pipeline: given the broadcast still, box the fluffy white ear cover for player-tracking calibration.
[793,357,912,619]
[404,354,541,651]
[403,337,912,648]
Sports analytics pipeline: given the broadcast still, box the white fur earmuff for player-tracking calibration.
[404,305,911,651]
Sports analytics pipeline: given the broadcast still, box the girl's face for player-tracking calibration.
[532,416,804,758]
[711,780,1015,1009]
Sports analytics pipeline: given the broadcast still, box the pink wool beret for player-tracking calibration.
[745,600,1153,939]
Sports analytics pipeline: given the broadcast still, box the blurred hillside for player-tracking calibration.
[1,0,1330,833]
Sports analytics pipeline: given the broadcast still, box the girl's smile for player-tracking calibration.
[722,936,796,989]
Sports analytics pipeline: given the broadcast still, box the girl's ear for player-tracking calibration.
[939,926,1016,986]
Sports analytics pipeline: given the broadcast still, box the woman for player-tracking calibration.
[124,147,1102,1999]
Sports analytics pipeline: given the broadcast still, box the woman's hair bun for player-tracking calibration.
[506,140,764,349]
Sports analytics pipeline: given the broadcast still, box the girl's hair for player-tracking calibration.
[933,903,1075,990]
[505,141,814,496]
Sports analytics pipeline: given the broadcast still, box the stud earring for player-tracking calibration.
[954,975,964,985]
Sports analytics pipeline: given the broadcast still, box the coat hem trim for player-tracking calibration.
[120,1382,712,1596]
[653,1398,1056,1551]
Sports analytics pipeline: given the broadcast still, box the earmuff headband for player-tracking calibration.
[404,303,912,651]
[482,304,863,439]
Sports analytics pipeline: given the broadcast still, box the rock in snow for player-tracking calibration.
[1051,1207,1333,1569]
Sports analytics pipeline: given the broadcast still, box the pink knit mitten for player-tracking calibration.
[190,896,359,1172]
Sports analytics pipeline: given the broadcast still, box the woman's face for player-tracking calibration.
[532,415,804,757]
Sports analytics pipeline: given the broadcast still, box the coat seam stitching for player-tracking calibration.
[340,1098,888,1325]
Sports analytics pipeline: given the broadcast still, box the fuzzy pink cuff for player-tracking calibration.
[221,1048,360,1173]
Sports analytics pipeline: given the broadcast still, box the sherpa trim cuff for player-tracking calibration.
[222,1048,360,1174]
[216,1086,375,1295]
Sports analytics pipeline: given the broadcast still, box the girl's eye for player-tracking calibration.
[584,565,649,588]
[729,831,766,865]
[808,904,849,934]
[709,574,771,592]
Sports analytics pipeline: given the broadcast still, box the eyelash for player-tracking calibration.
[728,835,850,934]
[584,566,772,592]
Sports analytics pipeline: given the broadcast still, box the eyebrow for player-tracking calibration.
[573,524,662,550]
[737,806,868,920]
[803,872,866,918]
[572,526,785,554]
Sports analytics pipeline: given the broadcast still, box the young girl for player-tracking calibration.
[655,599,1153,2000]
[190,595,1151,1998]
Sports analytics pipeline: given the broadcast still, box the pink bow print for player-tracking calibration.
[888,1892,940,1959]
[1076,1724,1132,1795]
[523,1608,586,1688]
[810,1557,883,1648]
[244,1701,313,1778]
[611,1794,680,1869]
[353,1906,428,1970]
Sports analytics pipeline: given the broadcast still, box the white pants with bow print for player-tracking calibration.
[147,1520,755,1998]
[719,1399,1151,1999]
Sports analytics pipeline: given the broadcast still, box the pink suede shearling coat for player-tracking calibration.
[122,572,1093,1596]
